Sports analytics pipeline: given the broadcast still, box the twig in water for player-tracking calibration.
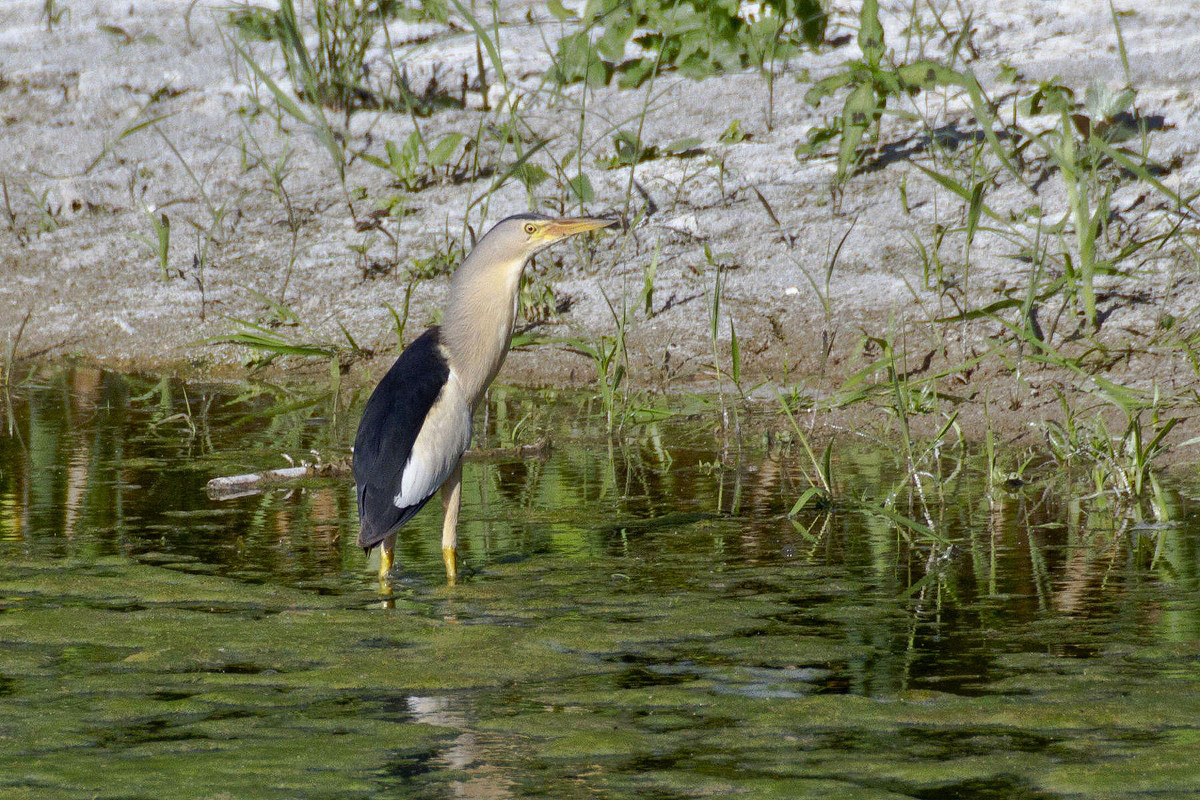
[206,437,552,499]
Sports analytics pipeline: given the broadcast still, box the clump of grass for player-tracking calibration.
[359,129,467,192]
[212,290,372,374]
[561,329,626,431]
[775,389,834,514]
[228,0,403,115]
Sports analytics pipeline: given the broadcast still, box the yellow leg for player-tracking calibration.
[377,533,396,594]
[441,460,463,585]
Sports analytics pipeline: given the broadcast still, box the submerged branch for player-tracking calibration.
[206,437,552,500]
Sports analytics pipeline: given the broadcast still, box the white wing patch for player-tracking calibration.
[394,368,472,510]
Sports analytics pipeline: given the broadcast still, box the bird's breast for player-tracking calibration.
[394,368,472,508]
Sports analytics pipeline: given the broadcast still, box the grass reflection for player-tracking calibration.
[1,364,1197,611]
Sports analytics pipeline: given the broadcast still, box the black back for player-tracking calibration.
[353,326,449,550]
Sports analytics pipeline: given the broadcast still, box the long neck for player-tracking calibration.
[441,241,527,409]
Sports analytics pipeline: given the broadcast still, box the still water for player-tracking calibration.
[1,365,1199,799]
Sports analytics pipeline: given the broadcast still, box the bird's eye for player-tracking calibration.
[524,223,537,235]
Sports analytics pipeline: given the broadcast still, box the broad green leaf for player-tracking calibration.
[837,82,877,180]
[896,60,965,91]
[793,0,828,47]
[1108,86,1137,117]
[514,163,549,188]
[597,14,635,62]
[428,133,464,167]
[794,124,840,158]
[804,69,856,105]
[1086,82,1136,120]
[719,119,746,144]
[858,0,884,67]
[554,30,611,86]
[664,136,703,154]
[546,0,575,21]
[568,173,594,203]
[788,486,826,516]
[1021,81,1075,117]
[358,152,390,171]
[402,131,420,162]
[616,57,658,89]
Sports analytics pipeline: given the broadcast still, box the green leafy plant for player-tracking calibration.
[130,205,171,281]
[560,331,625,431]
[799,0,963,182]
[802,0,1190,339]
[360,130,466,192]
[598,129,702,171]
[19,183,62,236]
[1012,81,1145,330]
[408,235,465,281]
[552,0,825,89]
[230,0,390,113]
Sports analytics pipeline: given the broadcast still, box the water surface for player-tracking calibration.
[2,366,1199,799]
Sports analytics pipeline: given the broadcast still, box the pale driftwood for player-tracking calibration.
[206,460,352,500]
[206,437,551,500]
[467,436,552,461]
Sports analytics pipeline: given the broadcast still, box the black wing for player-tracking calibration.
[353,326,450,550]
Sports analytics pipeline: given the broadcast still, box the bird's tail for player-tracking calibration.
[356,492,434,552]
[357,520,386,553]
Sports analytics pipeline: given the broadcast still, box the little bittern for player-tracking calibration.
[353,213,616,584]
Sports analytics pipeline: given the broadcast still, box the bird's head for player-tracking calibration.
[450,213,618,311]
[487,213,617,261]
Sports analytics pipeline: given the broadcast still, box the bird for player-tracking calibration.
[352,213,617,585]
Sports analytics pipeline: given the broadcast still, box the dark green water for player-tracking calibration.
[2,365,1199,799]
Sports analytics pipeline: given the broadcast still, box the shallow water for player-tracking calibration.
[2,365,1199,799]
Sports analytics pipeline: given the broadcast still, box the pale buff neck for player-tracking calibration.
[441,243,528,409]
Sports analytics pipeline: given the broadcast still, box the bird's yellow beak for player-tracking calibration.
[540,216,618,242]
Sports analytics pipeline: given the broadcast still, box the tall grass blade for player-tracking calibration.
[450,0,507,88]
